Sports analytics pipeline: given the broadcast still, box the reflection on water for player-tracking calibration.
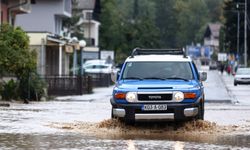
[127,140,136,150]
[0,133,249,150]
[174,141,184,150]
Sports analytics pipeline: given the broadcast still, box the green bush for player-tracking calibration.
[1,79,19,101]
[19,72,46,101]
[0,24,46,101]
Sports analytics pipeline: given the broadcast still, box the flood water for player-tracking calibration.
[0,86,250,149]
[0,132,250,149]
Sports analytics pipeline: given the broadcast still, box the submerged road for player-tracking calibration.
[0,69,250,149]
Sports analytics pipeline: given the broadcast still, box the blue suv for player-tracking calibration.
[110,48,207,124]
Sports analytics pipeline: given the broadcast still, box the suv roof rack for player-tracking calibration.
[131,48,187,58]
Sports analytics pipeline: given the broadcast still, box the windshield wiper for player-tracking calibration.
[123,77,143,80]
[143,77,166,80]
[165,77,189,81]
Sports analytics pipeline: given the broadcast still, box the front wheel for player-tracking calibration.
[234,82,237,86]
[196,101,204,120]
[111,107,114,119]
[124,118,135,125]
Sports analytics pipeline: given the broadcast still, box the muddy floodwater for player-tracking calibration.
[49,119,250,149]
[1,119,250,149]
[1,133,250,150]
[1,85,250,149]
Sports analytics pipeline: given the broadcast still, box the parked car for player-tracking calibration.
[71,59,118,74]
[234,68,250,86]
[84,63,113,74]
[110,48,207,124]
[83,59,107,67]
[209,61,217,70]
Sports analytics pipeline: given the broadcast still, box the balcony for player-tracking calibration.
[55,0,72,18]
[8,0,32,14]
[85,38,95,47]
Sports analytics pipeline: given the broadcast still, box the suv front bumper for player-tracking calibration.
[111,98,200,121]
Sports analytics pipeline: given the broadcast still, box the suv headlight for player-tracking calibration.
[173,91,184,101]
[126,92,137,102]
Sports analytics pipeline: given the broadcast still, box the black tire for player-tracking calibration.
[124,118,135,125]
[234,82,237,86]
[196,101,204,120]
[111,106,114,119]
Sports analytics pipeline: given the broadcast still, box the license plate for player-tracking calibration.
[142,104,168,111]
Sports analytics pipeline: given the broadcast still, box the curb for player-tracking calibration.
[0,102,10,107]
[205,99,232,104]
[217,72,236,103]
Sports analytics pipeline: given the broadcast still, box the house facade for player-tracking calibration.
[204,23,221,53]
[74,0,101,60]
[16,0,73,76]
[0,0,34,25]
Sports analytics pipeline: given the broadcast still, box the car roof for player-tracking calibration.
[125,54,192,62]
[84,63,112,66]
[238,67,250,70]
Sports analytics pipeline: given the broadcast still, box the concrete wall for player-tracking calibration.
[83,21,100,47]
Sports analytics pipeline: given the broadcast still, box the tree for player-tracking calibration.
[99,0,224,61]
[205,0,224,22]
[222,0,248,53]
[0,24,44,101]
[100,0,160,63]
[155,0,178,48]
[63,0,84,40]
[221,0,250,63]
[0,24,36,77]
[174,0,209,46]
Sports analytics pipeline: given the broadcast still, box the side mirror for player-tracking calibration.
[111,71,120,83]
[199,71,207,81]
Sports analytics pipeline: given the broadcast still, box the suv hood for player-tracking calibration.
[117,80,199,90]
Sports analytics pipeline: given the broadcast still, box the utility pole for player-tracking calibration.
[237,4,240,58]
[244,0,248,67]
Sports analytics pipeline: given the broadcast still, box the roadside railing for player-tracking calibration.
[86,73,112,87]
[43,75,92,96]
[42,73,112,96]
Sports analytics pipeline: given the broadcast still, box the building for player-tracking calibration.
[204,23,221,53]
[0,0,35,25]
[74,0,101,60]
[16,0,73,76]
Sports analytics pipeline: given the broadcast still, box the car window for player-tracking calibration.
[192,61,199,80]
[237,69,250,75]
[95,65,108,69]
[85,65,95,69]
[122,62,193,80]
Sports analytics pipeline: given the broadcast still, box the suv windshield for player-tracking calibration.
[122,62,193,80]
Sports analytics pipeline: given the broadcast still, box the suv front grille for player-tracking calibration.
[138,94,172,101]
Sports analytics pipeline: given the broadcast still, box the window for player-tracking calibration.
[85,12,93,20]
[122,62,193,80]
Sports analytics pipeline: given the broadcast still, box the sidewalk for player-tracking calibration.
[203,67,233,103]
[55,86,114,102]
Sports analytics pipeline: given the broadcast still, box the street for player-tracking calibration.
[1,68,250,149]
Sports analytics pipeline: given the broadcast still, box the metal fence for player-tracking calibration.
[86,73,112,87]
[43,73,113,96]
[44,75,92,96]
